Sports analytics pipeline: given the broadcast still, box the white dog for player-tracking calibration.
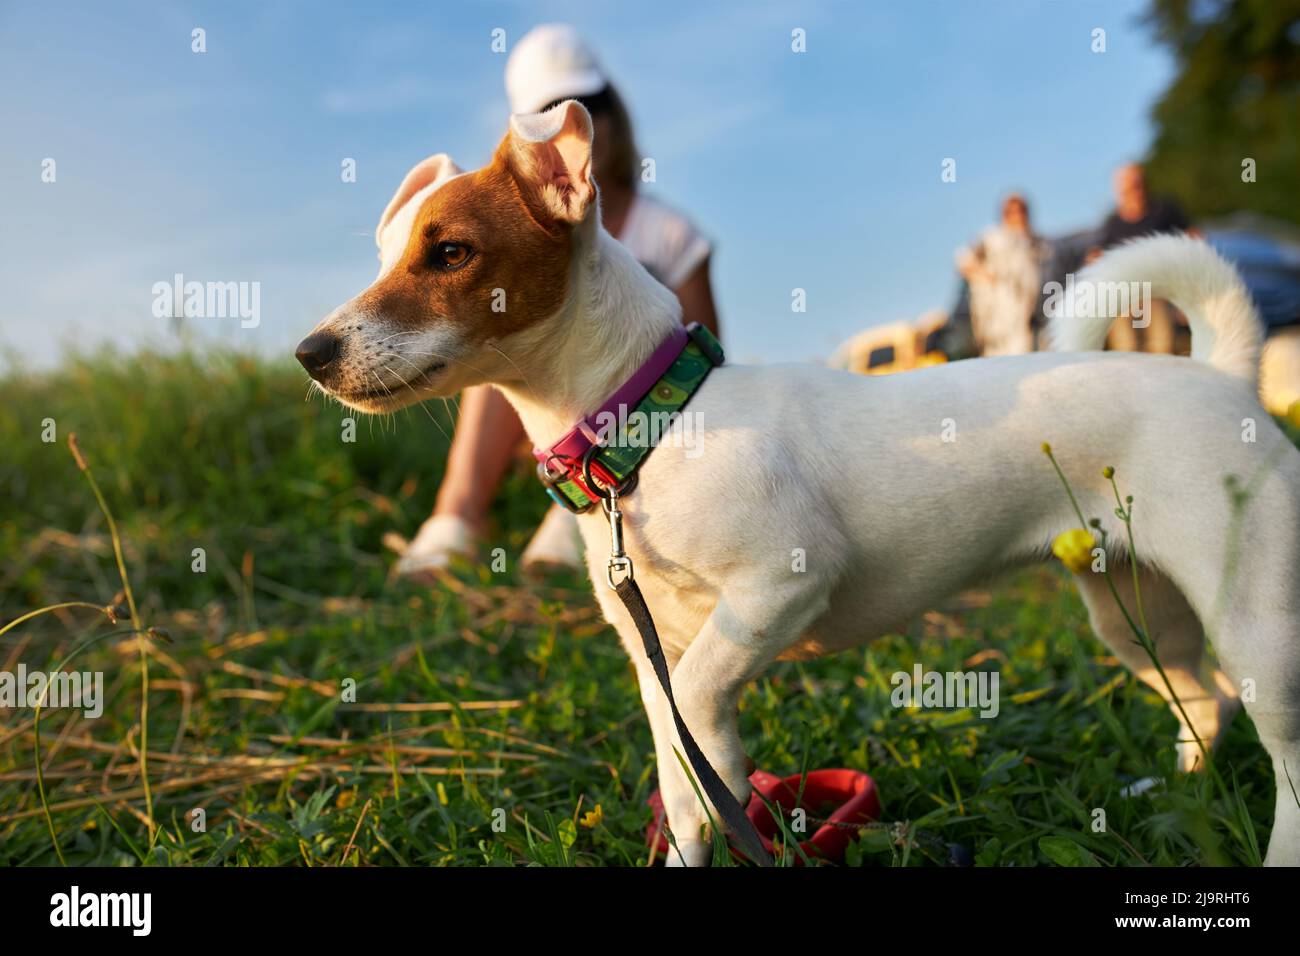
[298,102,1300,866]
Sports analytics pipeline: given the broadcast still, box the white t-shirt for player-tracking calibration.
[618,194,712,290]
[955,224,1045,356]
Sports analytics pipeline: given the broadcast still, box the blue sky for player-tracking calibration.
[0,0,1175,369]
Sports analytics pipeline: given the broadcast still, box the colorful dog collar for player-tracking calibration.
[534,322,724,512]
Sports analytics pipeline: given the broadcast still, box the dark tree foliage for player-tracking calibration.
[1143,0,1300,225]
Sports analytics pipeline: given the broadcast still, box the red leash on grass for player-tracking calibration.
[647,769,882,865]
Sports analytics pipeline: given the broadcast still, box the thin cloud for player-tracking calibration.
[320,76,447,115]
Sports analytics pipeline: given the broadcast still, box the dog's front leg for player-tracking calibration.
[640,584,828,867]
[631,655,712,867]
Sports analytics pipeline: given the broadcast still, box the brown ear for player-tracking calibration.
[376,153,462,247]
[504,100,595,225]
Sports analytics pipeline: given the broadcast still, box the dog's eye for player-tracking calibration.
[432,242,472,270]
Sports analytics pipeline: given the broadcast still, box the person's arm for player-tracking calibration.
[957,257,984,282]
[957,253,989,283]
[956,235,989,283]
[1182,211,1202,240]
[432,384,524,524]
[1088,214,1121,262]
[673,257,720,338]
[1160,199,1201,239]
[1168,201,1192,231]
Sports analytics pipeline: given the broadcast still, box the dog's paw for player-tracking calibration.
[665,839,713,867]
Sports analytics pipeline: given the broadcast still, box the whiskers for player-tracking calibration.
[304,378,326,403]
[487,341,538,398]
[380,346,491,425]
[368,369,401,436]
[299,335,485,443]
[380,353,454,443]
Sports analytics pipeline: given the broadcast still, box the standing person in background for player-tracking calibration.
[955,193,1047,356]
[1088,162,1197,353]
[395,24,721,581]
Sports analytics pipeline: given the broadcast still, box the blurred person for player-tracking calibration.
[1088,162,1197,353]
[395,24,721,580]
[955,193,1047,356]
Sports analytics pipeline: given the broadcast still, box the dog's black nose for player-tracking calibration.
[296,332,339,379]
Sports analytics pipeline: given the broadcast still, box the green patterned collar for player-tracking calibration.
[533,322,724,512]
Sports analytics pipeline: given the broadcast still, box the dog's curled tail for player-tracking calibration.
[1049,234,1263,386]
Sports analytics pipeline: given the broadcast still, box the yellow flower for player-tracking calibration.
[436,782,449,806]
[1052,529,1097,574]
[580,804,603,829]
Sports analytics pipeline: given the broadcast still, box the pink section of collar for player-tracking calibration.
[532,324,689,471]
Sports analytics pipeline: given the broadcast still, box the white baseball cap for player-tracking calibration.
[505,24,608,115]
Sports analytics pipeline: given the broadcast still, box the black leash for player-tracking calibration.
[600,488,774,867]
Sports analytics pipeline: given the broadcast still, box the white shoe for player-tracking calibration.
[393,514,479,580]
[521,506,584,574]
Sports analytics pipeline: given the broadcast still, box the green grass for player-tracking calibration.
[0,349,1291,866]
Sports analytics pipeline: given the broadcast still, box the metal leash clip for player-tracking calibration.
[603,486,634,590]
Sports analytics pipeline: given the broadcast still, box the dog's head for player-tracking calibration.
[296,101,596,412]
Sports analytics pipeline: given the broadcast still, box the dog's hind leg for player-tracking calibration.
[1163,454,1300,866]
[1196,562,1300,866]
[1208,600,1300,866]
[1243,693,1300,866]
[1073,565,1240,773]
[1079,508,1300,863]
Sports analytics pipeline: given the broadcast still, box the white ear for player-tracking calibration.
[506,100,594,225]
[376,153,463,247]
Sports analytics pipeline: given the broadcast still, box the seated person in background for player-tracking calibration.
[1088,162,1198,354]
[955,193,1047,356]
[395,24,721,581]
